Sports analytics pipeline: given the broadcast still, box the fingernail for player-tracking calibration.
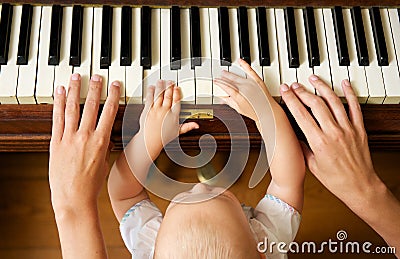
[71,73,80,81]
[112,81,120,87]
[195,125,199,129]
[57,86,65,95]
[280,84,289,92]
[343,79,351,87]
[310,75,319,81]
[91,74,101,82]
[292,83,300,89]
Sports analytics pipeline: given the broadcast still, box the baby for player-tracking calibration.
[108,59,305,259]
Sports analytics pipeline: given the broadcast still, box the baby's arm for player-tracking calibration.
[108,81,198,221]
[215,59,305,212]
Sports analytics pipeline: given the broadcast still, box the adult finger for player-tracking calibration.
[64,73,82,134]
[280,84,323,141]
[300,141,317,174]
[51,86,66,142]
[308,75,350,129]
[79,75,103,132]
[179,122,199,135]
[163,81,174,108]
[154,80,165,107]
[291,83,338,132]
[342,79,365,134]
[96,81,120,138]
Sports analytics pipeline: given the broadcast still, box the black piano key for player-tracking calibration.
[69,5,84,66]
[303,7,320,67]
[398,8,400,22]
[17,4,33,65]
[170,6,181,70]
[190,6,201,68]
[100,5,112,69]
[218,7,231,66]
[237,6,251,64]
[120,6,132,66]
[331,7,350,66]
[284,7,299,68]
[256,7,270,66]
[48,5,63,66]
[332,6,350,66]
[351,7,369,66]
[0,3,13,65]
[140,6,151,69]
[369,7,388,66]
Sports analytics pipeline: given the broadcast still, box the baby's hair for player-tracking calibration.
[154,215,259,259]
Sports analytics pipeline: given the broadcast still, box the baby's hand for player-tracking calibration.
[138,80,199,159]
[214,59,276,122]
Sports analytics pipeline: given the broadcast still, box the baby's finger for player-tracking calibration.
[96,82,120,138]
[179,122,199,135]
[238,59,264,86]
[64,73,81,134]
[51,86,66,142]
[214,78,239,99]
[163,81,174,108]
[154,80,166,107]
[171,86,182,115]
[79,75,103,132]
[144,86,155,109]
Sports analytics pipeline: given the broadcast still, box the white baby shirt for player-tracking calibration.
[120,194,301,259]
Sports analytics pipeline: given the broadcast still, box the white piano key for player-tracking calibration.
[195,8,213,104]
[108,7,126,104]
[142,8,161,101]
[247,8,263,79]
[209,8,229,104]
[91,7,108,103]
[160,9,178,82]
[17,6,41,104]
[362,8,386,104]
[228,8,246,78]
[295,8,314,93]
[313,9,333,92]
[381,9,400,104]
[323,8,349,101]
[126,7,143,104]
[262,9,281,101]
[343,8,369,103]
[0,5,21,104]
[177,8,195,104]
[389,9,400,100]
[36,6,54,103]
[73,7,93,103]
[54,7,73,93]
[275,9,297,85]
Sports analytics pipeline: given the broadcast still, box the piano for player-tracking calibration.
[0,0,400,152]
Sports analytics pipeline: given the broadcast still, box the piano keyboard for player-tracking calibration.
[0,5,400,105]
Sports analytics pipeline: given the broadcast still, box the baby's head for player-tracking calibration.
[154,183,262,259]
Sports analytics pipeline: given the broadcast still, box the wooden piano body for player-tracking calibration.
[0,0,399,152]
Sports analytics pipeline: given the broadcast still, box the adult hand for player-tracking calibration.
[49,73,120,259]
[49,73,120,213]
[280,76,378,208]
[280,76,400,256]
